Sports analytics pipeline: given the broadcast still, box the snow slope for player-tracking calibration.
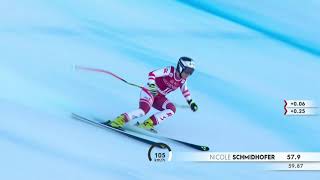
[1,0,319,179]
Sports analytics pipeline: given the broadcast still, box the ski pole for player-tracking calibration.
[75,65,144,89]
[75,65,190,109]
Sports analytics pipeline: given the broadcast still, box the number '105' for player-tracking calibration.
[155,153,166,158]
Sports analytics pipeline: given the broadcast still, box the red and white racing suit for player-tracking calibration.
[123,66,192,125]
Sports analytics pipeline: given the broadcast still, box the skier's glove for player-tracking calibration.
[187,99,198,112]
[148,83,158,96]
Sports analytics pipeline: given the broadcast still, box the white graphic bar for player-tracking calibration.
[174,152,320,162]
[269,163,320,171]
[285,108,317,116]
[285,100,316,108]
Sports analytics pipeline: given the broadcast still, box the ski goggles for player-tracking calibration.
[183,67,194,75]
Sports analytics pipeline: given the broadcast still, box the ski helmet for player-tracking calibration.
[176,57,195,75]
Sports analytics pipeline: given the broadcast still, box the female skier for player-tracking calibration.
[104,57,198,131]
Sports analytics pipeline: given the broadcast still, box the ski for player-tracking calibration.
[71,113,163,147]
[128,122,210,151]
[166,138,209,151]
[72,113,210,151]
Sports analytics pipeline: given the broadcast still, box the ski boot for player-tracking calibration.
[137,118,157,133]
[102,115,126,129]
